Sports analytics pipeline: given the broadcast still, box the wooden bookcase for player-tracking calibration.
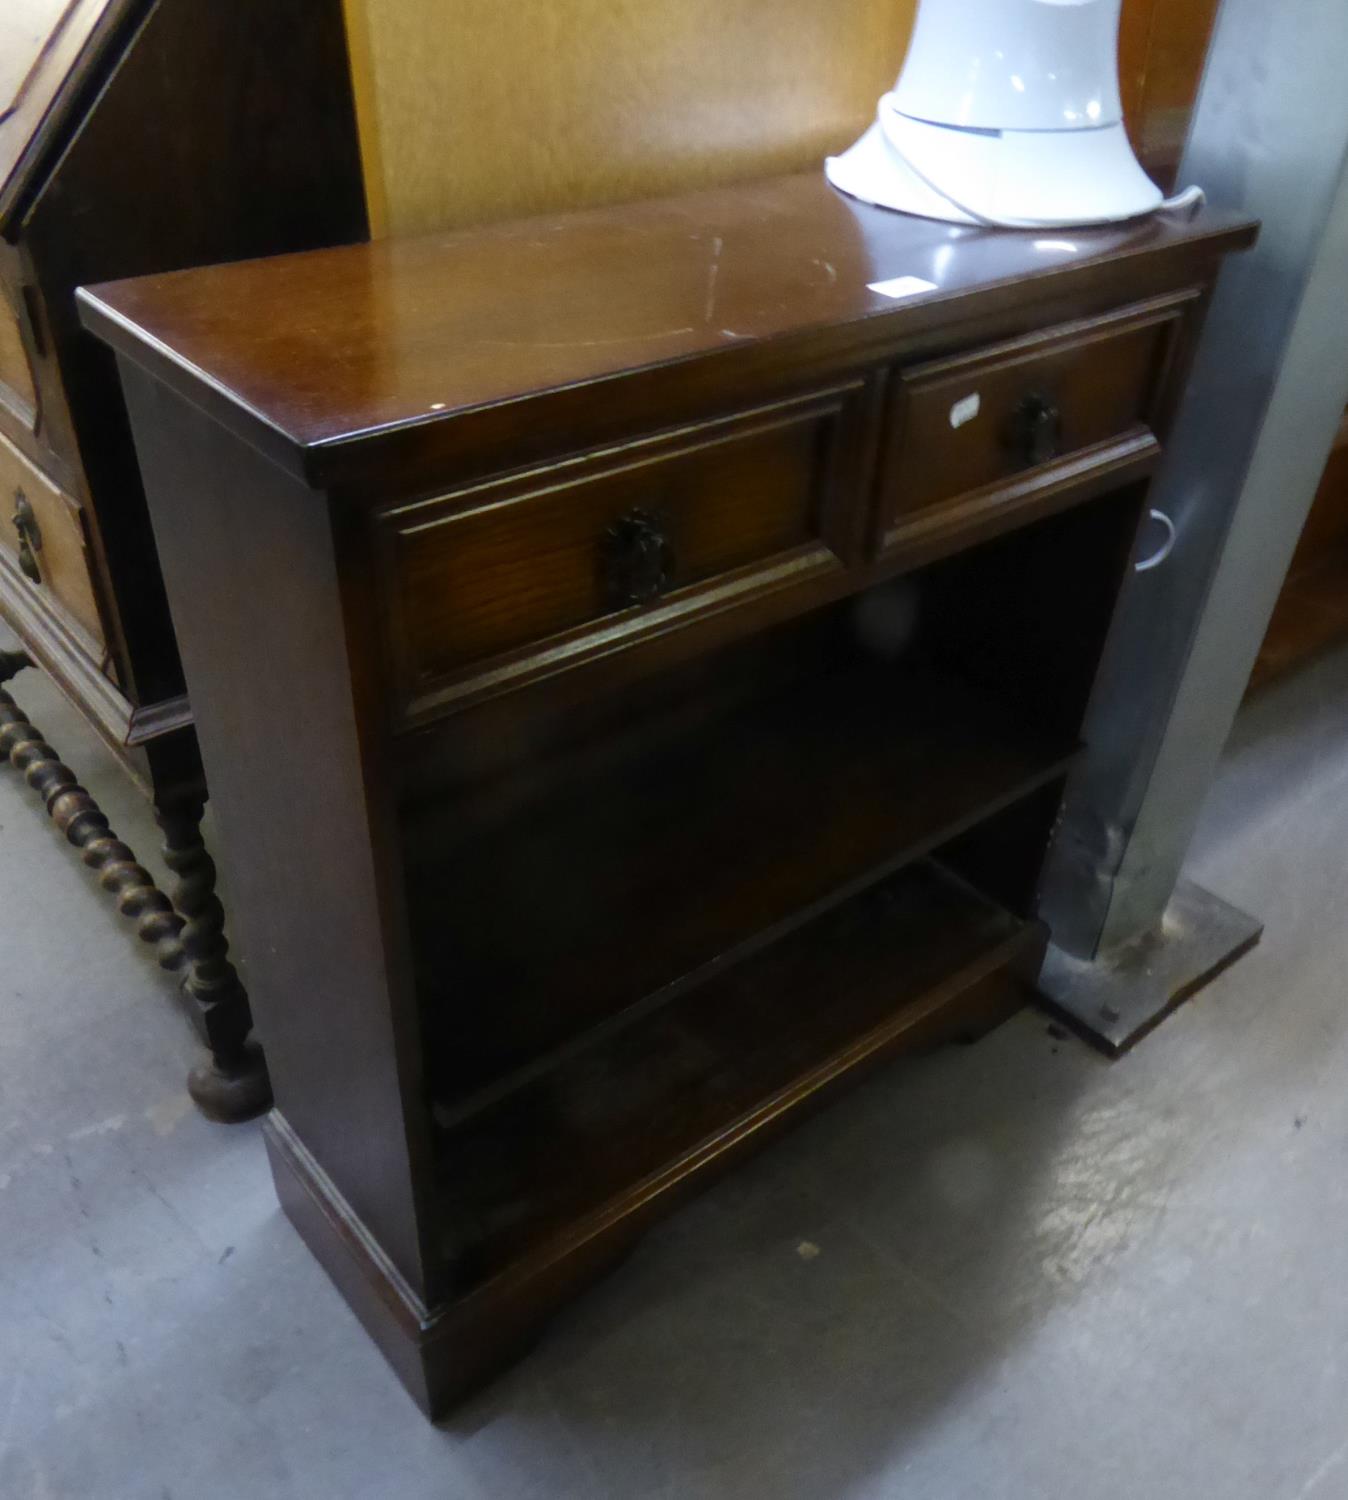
[80,176,1254,1414]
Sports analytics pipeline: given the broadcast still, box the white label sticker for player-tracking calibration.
[867,275,938,300]
[949,393,981,430]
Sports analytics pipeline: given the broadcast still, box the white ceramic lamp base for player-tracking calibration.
[827,102,1163,229]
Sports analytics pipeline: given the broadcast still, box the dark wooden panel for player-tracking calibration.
[84,162,1255,1417]
[915,485,1151,744]
[0,275,37,431]
[877,293,1191,549]
[1286,415,1348,571]
[265,886,1037,1419]
[380,386,867,718]
[20,0,368,712]
[116,362,440,1301]
[936,777,1069,919]
[1250,541,1348,694]
[76,177,1257,485]
[407,645,1076,1098]
[434,859,1039,1281]
[1250,422,1348,693]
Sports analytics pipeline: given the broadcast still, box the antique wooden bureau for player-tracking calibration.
[0,0,365,1116]
[78,175,1255,1416]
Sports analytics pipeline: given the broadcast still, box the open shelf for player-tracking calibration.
[405,654,1077,1097]
[433,858,1042,1280]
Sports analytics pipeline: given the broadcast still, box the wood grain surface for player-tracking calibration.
[1118,0,1222,178]
[0,0,79,119]
[0,0,133,229]
[0,427,105,648]
[343,0,1219,239]
[881,295,1187,524]
[78,173,1255,479]
[0,289,38,426]
[343,0,918,236]
[90,163,1252,1414]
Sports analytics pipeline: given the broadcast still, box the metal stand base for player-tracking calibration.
[1037,878,1263,1056]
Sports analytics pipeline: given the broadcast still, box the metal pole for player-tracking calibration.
[1039,0,1348,1046]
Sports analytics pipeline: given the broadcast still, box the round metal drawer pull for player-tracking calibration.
[1135,508,1177,573]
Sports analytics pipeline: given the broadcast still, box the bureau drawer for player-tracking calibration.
[378,385,869,721]
[0,430,106,650]
[876,293,1194,552]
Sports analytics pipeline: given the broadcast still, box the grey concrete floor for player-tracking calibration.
[3,636,1348,1500]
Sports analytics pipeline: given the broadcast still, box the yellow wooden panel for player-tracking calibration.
[1117,0,1158,140]
[0,0,78,120]
[1135,0,1220,160]
[0,429,105,648]
[343,0,1207,239]
[0,292,37,424]
[345,0,918,238]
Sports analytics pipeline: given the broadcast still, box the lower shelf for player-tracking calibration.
[435,858,1044,1282]
[265,858,1041,1418]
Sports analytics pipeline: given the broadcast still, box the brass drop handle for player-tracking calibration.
[12,490,42,584]
[1008,392,1062,468]
[602,509,674,607]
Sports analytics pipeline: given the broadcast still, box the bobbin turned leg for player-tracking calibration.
[0,672,187,989]
[0,668,270,1121]
[156,792,271,1122]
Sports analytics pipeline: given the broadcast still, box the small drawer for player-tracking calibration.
[0,430,107,650]
[875,294,1194,551]
[377,384,870,722]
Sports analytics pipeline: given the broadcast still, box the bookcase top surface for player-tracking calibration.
[78,171,1256,484]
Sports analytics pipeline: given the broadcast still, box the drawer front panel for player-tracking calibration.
[0,430,105,649]
[877,295,1193,549]
[0,287,37,431]
[379,385,869,721]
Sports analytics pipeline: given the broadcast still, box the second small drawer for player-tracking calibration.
[876,292,1196,551]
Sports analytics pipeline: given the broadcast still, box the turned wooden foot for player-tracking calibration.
[0,666,270,1122]
[187,1039,271,1123]
[157,794,272,1123]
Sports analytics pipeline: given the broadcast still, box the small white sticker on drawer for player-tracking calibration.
[949,393,981,430]
[867,275,938,300]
